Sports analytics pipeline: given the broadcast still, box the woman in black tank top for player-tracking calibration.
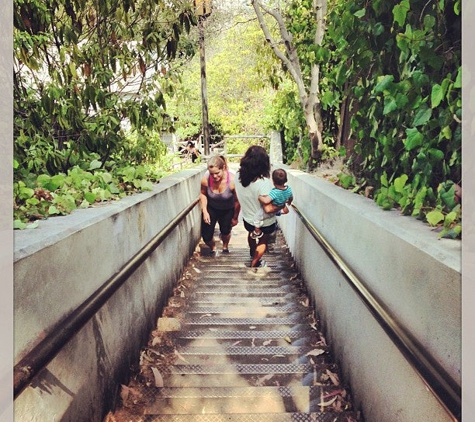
[199,156,241,255]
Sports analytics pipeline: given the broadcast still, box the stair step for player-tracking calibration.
[104,227,363,422]
[139,413,360,422]
[145,363,338,388]
[142,386,349,414]
[169,304,307,315]
[159,345,330,365]
[165,329,323,343]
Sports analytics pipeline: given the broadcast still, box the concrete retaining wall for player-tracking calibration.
[276,168,461,422]
[14,167,204,422]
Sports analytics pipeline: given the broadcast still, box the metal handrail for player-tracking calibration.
[291,204,461,421]
[14,197,200,399]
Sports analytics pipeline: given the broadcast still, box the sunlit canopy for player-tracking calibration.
[194,0,212,16]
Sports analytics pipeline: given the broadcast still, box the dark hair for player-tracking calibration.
[238,145,270,187]
[272,168,287,185]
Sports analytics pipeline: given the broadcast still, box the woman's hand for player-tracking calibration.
[263,202,282,214]
[202,210,211,225]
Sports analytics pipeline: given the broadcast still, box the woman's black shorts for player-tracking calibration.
[243,219,277,234]
[201,206,234,242]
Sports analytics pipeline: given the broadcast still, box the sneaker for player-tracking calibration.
[222,248,230,254]
[209,250,218,257]
[253,259,266,268]
[250,230,263,239]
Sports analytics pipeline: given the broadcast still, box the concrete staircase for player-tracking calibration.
[105,223,363,422]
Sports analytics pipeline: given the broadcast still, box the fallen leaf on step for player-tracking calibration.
[306,349,325,357]
[263,340,273,346]
[284,336,292,344]
[151,336,162,347]
[256,373,274,385]
[174,349,190,363]
[318,396,337,407]
[326,369,340,386]
[120,384,130,403]
[151,367,164,387]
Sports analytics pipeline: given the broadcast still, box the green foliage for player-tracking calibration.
[264,79,308,165]
[13,0,200,226]
[262,0,461,237]
[166,14,274,140]
[13,158,168,228]
[14,0,197,175]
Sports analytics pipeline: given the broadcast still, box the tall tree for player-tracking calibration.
[14,0,196,175]
[251,0,327,166]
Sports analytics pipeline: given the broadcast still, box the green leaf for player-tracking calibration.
[413,107,432,126]
[453,68,462,89]
[354,9,366,18]
[374,75,394,93]
[393,0,410,27]
[373,22,385,36]
[51,174,66,189]
[14,220,27,230]
[431,84,445,108]
[440,225,461,239]
[394,174,408,193]
[48,205,60,215]
[100,172,113,183]
[404,128,423,150]
[444,211,457,228]
[426,210,444,226]
[89,160,102,170]
[440,125,452,141]
[428,148,444,160]
[140,180,154,191]
[84,192,96,203]
[383,97,397,115]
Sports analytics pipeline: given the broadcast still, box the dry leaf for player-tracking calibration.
[263,340,272,346]
[120,384,130,403]
[174,349,190,364]
[151,367,164,387]
[284,336,292,344]
[256,373,275,385]
[306,349,325,357]
[249,326,256,329]
[326,369,340,386]
[319,396,337,407]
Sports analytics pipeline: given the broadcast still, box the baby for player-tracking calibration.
[251,168,293,239]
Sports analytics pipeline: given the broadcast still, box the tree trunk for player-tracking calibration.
[252,0,327,166]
